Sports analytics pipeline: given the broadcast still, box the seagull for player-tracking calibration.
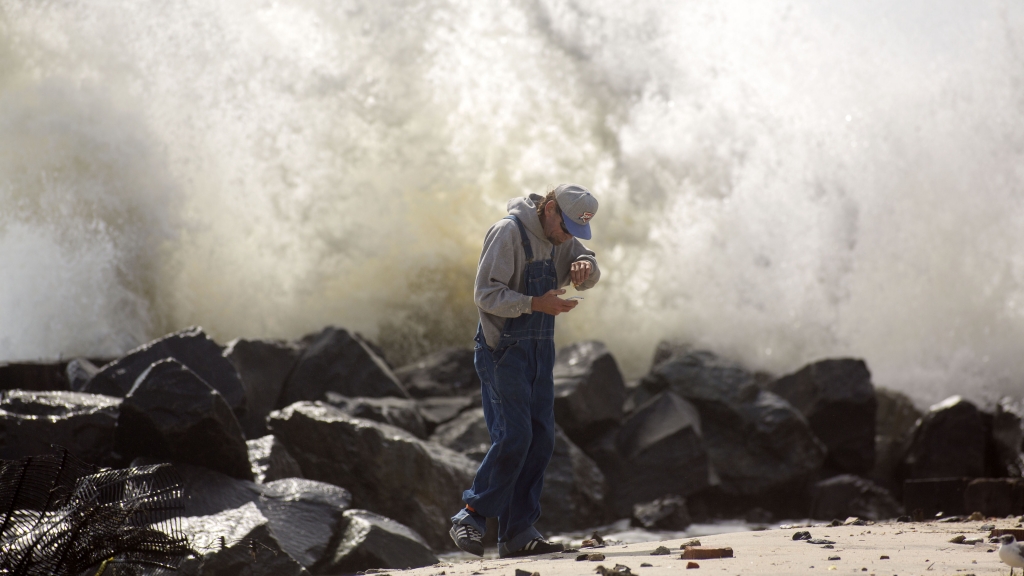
[998,534,1024,576]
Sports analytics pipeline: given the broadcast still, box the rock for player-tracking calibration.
[964,478,1024,518]
[904,396,986,479]
[84,326,247,419]
[872,388,923,494]
[115,359,252,480]
[325,393,427,438]
[680,547,733,559]
[632,495,691,530]
[393,347,479,398]
[224,338,302,439]
[553,341,627,447]
[417,396,478,435]
[268,401,477,551]
[431,408,492,461]
[809,474,903,521]
[651,340,694,368]
[65,358,100,391]
[639,350,825,503]
[0,361,70,392]
[903,477,970,518]
[595,391,711,516]
[176,502,309,576]
[0,390,120,465]
[248,435,304,483]
[990,398,1024,477]
[316,509,438,573]
[767,359,876,476]
[278,327,409,407]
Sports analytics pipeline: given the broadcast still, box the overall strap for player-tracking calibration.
[503,215,534,262]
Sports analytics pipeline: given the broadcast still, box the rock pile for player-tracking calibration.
[3,324,1023,576]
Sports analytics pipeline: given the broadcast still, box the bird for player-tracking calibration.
[998,534,1024,576]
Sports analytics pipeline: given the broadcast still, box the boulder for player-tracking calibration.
[639,350,825,501]
[767,359,876,476]
[115,359,252,480]
[809,474,903,521]
[963,478,1024,517]
[537,427,608,533]
[903,477,969,518]
[591,391,712,516]
[904,396,986,479]
[0,390,120,465]
[872,388,923,494]
[65,358,100,391]
[650,340,694,368]
[224,338,302,438]
[176,502,308,576]
[315,509,438,573]
[83,327,247,420]
[552,341,627,447]
[0,361,70,392]
[278,327,409,407]
[418,396,478,435]
[393,347,479,398]
[248,435,304,484]
[268,401,477,551]
[325,393,427,438]
[631,494,691,530]
[990,398,1024,478]
[431,408,492,461]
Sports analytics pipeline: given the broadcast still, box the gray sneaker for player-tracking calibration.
[498,537,564,558]
[450,524,484,557]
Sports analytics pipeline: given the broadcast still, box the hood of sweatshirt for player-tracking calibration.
[506,194,549,249]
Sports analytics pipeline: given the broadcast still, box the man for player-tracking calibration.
[449,183,601,558]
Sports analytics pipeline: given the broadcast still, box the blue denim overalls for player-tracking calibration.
[452,214,558,553]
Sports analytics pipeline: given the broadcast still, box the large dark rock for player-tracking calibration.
[65,358,100,391]
[767,358,876,476]
[393,347,479,398]
[0,390,120,465]
[268,401,476,551]
[315,509,438,574]
[903,477,969,518]
[639,350,825,502]
[418,396,478,436]
[872,388,923,494]
[248,435,304,484]
[809,474,903,521]
[83,326,247,420]
[990,398,1024,478]
[964,478,1024,517]
[278,327,409,407]
[430,408,492,461]
[116,359,253,480]
[325,393,427,438]
[552,341,627,448]
[176,502,309,576]
[588,391,712,516]
[631,494,691,530]
[224,338,302,438]
[904,396,986,479]
[0,361,70,392]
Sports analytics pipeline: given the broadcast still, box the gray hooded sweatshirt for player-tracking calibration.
[475,194,601,349]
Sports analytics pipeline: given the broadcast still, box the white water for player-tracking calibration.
[1,0,1023,405]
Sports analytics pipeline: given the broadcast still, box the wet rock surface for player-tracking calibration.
[430,407,491,461]
[810,474,903,520]
[872,388,923,494]
[767,358,876,476]
[278,327,409,407]
[116,359,252,480]
[0,390,120,465]
[269,401,476,551]
[537,427,609,533]
[325,393,427,438]
[317,509,438,573]
[394,347,479,398]
[904,396,986,480]
[632,494,691,530]
[417,395,478,435]
[224,338,302,439]
[65,358,100,391]
[83,326,247,419]
[247,434,303,484]
[552,341,627,448]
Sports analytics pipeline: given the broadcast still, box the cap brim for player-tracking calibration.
[561,212,592,240]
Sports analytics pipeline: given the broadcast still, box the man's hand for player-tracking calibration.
[570,260,592,287]
[531,289,578,315]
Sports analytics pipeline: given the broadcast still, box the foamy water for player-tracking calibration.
[1,0,1022,405]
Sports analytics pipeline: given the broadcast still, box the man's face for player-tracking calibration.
[542,200,573,246]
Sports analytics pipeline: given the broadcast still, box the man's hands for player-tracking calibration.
[570,260,593,287]
[531,289,578,315]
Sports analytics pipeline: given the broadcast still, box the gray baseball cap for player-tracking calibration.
[554,184,598,240]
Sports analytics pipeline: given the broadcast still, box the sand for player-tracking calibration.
[400,519,1024,576]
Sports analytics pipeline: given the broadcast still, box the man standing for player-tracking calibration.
[450,184,600,558]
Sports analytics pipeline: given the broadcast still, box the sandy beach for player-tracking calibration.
[405,519,1023,576]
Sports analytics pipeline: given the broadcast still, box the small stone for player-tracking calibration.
[577,555,589,562]
[879,555,889,560]
[980,523,995,531]
[681,538,701,547]
[515,570,539,576]
[588,554,606,561]
[591,532,606,545]
[807,539,835,545]
[828,519,843,527]
[562,548,580,553]
[680,547,734,560]
[582,539,598,548]
[640,564,652,568]
[843,517,866,526]
[685,562,699,569]
[827,566,836,571]
[968,511,985,521]
[828,556,841,561]
[792,531,812,541]
[822,544,834,549]
[949,535,966,544]
[651,546,672,556]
